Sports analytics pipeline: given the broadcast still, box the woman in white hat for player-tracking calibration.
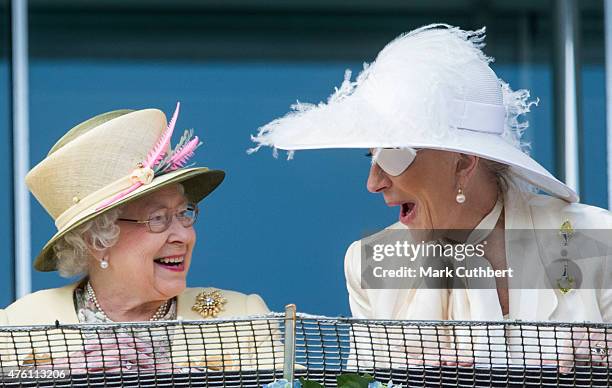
[0,103,279,372]
[251,25,611,370]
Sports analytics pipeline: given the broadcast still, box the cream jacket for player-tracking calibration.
[345,187,612,322]
[0,284,282,370]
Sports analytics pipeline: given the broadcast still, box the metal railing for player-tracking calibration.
[0,307,610,387]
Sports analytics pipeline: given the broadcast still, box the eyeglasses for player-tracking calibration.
[367,148,419,176]
[118,203,199,233]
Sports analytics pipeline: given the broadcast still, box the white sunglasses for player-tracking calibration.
[370,148,418,176]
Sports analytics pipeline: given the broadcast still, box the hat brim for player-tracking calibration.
[34,167,225,272]
[384,132,580,204]
[254,95,578,203]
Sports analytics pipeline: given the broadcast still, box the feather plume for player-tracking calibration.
[169,136,201,170]
[152,129,202,174]
[95,103,207,211]
[144,102,180,168]
[153,129,190,174]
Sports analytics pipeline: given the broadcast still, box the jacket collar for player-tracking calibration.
[47,282,81,324]
[461,183,559,321]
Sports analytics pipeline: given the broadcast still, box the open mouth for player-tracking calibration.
[154,256,185,272]
[399,202,417,225]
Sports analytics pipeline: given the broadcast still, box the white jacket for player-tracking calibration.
[344,187,612,322]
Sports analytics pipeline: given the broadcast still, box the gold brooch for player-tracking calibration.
[192,290,227,318]
[559,219,574,245]
[556,263,575,294]
[557,219,576,294]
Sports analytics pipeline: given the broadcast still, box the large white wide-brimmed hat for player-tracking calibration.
[27,103,225,271]
[250,24,578,203]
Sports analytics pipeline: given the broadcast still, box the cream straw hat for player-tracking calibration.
[26,103,225,271]
[250,24,578,203]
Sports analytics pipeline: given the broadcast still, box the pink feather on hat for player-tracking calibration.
[95,102,202,211]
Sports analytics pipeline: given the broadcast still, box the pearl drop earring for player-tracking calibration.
[100,257,109,269]
[456,188,466,204]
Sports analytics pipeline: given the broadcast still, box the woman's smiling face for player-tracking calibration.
[100,184,196,301]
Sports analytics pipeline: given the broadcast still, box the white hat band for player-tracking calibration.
[54,174,135,231]
[450,100,505,135]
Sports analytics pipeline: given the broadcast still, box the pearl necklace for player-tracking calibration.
[86,282,169,322]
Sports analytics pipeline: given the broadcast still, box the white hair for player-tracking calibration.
[52,184,187,278]
[53,209,121,278]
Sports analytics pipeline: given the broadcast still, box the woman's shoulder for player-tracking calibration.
[3,283,79,325]
[525,192,612,228]
[177,287,271,320]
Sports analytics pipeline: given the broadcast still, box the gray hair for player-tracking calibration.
[53,209,121,278]
[480,158,510,194]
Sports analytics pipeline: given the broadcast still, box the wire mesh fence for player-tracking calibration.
[0,311,610,387]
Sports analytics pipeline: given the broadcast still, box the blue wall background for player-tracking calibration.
[23,59,607,315]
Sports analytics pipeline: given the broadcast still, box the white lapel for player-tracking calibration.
[453,255,503,320]
[505,186,558,321]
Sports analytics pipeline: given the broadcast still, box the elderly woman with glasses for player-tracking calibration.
[0,104,279,373]
[251,25,611,372]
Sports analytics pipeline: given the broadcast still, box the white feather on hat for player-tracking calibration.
[250,24,578,203]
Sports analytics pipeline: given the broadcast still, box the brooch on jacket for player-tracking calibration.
[556,220,575,294]
[192,290,227,318]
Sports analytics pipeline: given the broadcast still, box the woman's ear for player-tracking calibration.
[455,153,480,182]
[85,235,107,262]
[88,248,105,262]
